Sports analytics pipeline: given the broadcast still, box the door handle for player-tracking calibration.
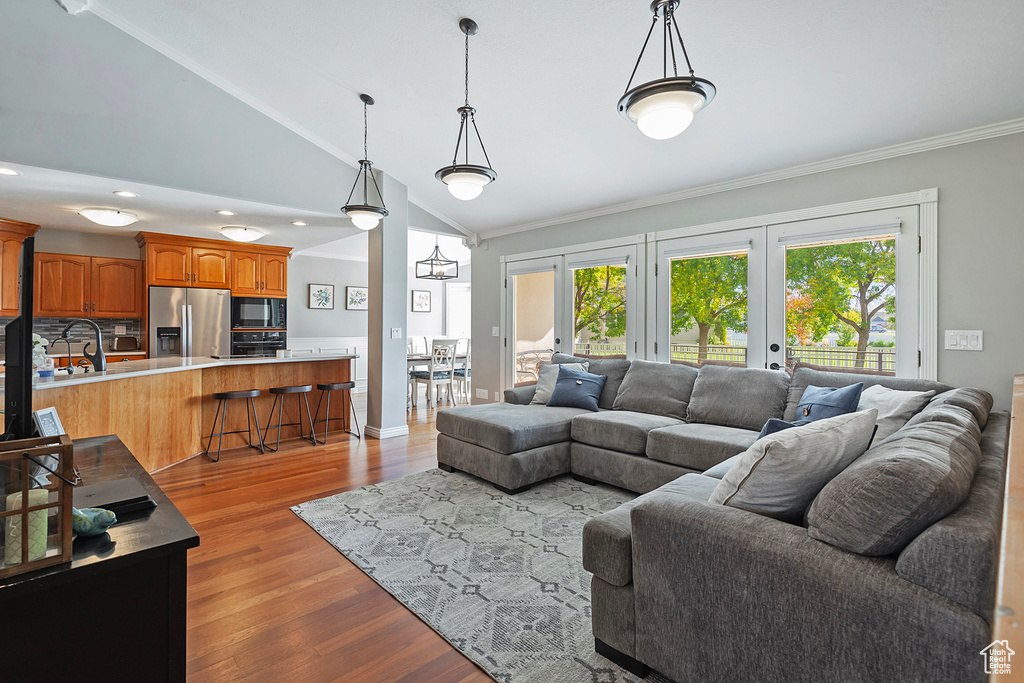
[769,362,781,370]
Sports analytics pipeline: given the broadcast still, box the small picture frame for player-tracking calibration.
[309,284,335,310]
[411,290,431,313]
[32,406,65,437]
[346,286,369,310]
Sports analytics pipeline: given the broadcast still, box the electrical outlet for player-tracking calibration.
[944,329,983,351]
[390,327,402,339]
[114,325,127,336]
[492,326,500,337]
[475,388,489,399]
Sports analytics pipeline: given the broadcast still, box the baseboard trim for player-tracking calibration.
[364,424,410,440]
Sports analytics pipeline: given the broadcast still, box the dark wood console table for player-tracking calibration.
[0,435,199,682]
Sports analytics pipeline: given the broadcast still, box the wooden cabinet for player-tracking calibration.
[34,253,91,317]
[91,257,143,318]
[0,218,39,316]
[35,253,142,319]
[137,234,289,296]
[231,252,287,298]
[191,248,230,288]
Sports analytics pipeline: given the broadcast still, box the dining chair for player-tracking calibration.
[409,338,459,408]
[454,339,471,401]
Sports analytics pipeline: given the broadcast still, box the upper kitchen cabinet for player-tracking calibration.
[35,253,91,317]
[137,232,290,298]
[0,218,39,316]
[91,257,143,318]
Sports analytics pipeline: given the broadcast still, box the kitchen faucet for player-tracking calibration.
[58,319,107,372]
[48,336,76,374]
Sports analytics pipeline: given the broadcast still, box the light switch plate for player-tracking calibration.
[114,325,127,336]
[492,327,500,337]
[494,391,500,402]
[944,329,983,351]
[390,327,402,339]
[475,388,489,399]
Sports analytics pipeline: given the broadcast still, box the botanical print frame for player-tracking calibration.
[346,286,369,310]
[309,283,335,309]
[411,290,431,313]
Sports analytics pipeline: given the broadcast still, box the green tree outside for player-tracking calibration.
[669,255,747,361]
[573,265,627,341]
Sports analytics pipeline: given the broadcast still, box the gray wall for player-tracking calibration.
[35,228,142,260]
[472,132,1024,410]
[286,256,369,338]
[407,264,471,337]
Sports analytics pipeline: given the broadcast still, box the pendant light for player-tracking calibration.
[415,237,459,280]
[341,94,388,230]
[619,0,716,140]
[435,18,496,201]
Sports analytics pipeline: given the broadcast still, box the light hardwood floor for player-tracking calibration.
[153,394,491,682]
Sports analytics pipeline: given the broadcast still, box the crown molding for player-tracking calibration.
[87,2,474,241]
[478,117,1024,240]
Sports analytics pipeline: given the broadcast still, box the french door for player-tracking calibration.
[505,257,563,386]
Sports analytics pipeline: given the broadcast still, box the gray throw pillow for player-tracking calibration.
[530,362,588,405]
[806,421,981,556]
[612,359,698,420]
[708,409,878,523]
[856,384,935,442]
[687,365,791,431]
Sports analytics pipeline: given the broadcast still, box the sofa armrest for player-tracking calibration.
[504,385,536,405]
[629,497,989,683]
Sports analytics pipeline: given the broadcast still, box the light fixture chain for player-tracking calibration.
[624,15,659,95]
[363,99,368,160]
[671,13,695,76]
[464,29,470,106]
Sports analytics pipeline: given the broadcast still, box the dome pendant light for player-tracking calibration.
[435,18,496,201]
[618,0,716,140]
[341,94,389,231]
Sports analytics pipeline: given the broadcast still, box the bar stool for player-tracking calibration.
[262,384,316,452]
[311,382,362,444]
[204,389,264,462]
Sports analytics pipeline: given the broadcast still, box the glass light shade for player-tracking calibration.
[219,226,264,242]
[78,208,139,227]
[628,89,705,140]
[347,209,382,231]
[443,171,490,201]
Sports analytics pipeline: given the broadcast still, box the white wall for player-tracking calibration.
[472,132,1024,410]
[287,256,369,338]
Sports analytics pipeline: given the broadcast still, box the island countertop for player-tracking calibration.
[27,353,358,390]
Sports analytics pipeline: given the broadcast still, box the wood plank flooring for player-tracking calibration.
[153,397,492,682]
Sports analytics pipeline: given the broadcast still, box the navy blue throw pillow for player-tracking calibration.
[547,366,607,412]
[757,417,809,440]
[796,383,864,422]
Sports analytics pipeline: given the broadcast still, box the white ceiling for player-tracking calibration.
[82,0,1024,236]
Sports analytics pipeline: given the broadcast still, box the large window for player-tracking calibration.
[668,251,748,366]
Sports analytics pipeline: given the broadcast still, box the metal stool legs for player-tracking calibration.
[204,394,265,462]
[312,386,362,444]
[261,392,317,452]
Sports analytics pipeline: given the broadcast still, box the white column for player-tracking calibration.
[365,171,409,438]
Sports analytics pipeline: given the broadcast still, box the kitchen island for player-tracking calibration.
[28,354,356,472]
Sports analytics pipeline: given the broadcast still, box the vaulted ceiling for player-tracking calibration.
[74,0,1024,235]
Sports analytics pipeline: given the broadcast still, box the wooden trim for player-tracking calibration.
[135,231,292,257]
[992,375,1024,680]
[0,217,40,237]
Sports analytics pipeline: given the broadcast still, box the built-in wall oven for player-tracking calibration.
[231,297,287,330]
[231,330,287,357]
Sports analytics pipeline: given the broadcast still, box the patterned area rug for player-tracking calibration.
[293,469,659,683]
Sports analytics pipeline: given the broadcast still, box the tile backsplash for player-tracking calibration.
[0,318,141,349]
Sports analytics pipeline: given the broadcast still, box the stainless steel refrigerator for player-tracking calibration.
[148,286,231,358]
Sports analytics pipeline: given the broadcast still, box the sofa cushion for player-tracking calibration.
[807,421,981,556]
[572,411,683,455]
[435,403,589,455]
[686,365,791,431]
[784,366,952,422]
[530,361,588,405]
[552,353,631,409]
[857,384,936,442]
[709,410,879,523]
[645,423,759,471]
[903,402,982,443]
[612,359,699,420]
[927,387,994,429]
[582,473,718,586]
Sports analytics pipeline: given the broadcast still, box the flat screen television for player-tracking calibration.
[4,235,34,440]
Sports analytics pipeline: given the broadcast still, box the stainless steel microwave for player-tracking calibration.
[231,296,286,329]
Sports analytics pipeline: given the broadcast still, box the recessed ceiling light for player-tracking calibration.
[220,226,264,242]
[113,190,138,198]
[291,221,307,226]
[0,168,22,176]
[216,210,236,216]
[79,208,139,227]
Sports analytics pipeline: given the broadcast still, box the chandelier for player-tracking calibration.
[415,237,459,280]
[341,94,389,230]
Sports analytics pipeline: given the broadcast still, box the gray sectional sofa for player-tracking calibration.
[434,354,1009,682]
